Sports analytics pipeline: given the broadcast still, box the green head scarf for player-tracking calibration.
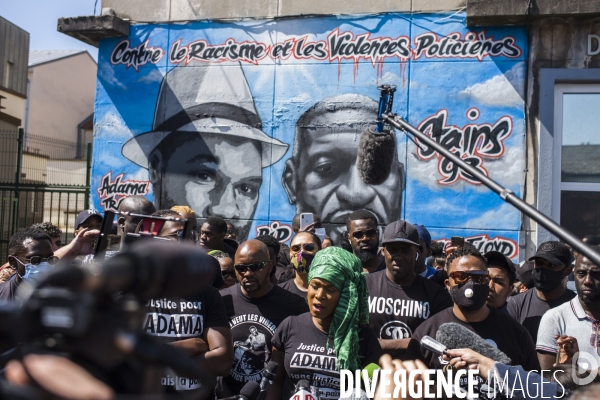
[307,246,369,372]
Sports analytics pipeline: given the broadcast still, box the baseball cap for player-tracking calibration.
[528,241,573,266]
[381,220,420,246]
[485,251,517,283]
[413,224,432,248]
[75,209,102,229]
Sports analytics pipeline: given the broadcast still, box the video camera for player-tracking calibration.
[0,240,218,399]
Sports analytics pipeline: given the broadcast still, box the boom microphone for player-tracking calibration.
[435,322,512,364]
[356,126,396,185]
[356,84,397,185]
[40,241,219,300]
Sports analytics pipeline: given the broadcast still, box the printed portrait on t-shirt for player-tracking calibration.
[229,318,277,383]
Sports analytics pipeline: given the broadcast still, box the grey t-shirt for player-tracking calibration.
[507,288,576,342]
[537,297,600,366]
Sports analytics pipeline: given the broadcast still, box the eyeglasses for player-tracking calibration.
[449,270,490,285]
[18,256,59,266]
[164,229,199,243]
[221,270,236,280]
[234,261,269,274]
[351,229,378,240]
[291,243,316,252]
[226,229,237,238]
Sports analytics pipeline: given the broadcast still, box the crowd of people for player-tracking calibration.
[1,195,600,400]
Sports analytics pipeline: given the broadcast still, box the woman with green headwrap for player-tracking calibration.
[268,246,382,400]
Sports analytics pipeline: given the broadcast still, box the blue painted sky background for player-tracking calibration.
[92,12,527,258]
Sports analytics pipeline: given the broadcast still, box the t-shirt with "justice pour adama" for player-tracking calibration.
[272,312,382,400]
[144,285,229,392]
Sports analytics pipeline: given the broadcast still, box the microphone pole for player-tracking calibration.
[380,107,600,267]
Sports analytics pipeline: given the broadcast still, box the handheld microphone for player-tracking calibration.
[356,84,397,185]
[40,241,219,300]
[290,379,320,400]
[219,381,261,400]
[257,361,279,400]
[435,322,512,364]
[420,335,450,357]
[362,362,380,386]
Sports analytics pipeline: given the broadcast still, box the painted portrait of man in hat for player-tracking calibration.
[122,63,288,240]
[282,94,404,244]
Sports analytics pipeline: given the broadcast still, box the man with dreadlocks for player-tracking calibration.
[269,246,382,400]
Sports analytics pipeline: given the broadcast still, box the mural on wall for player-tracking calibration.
[92,12,527,258]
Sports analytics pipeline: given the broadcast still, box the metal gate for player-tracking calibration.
[0,129,91,261]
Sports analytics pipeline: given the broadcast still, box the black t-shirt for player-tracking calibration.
[219,284,308,395]
[277,244,291,271]
[366,271,453,342]
[143,286,229,391]
[0,275,19,301]
[405,307,539,399]
[275,265,293,283]
[272,313,382,400]
[507,288,576,342]
[278,279,308,300]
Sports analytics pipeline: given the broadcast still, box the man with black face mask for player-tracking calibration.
[367,220,452,357]
[347,210,385,273]
[406,245,539,398]
[507,241,575,342]
[536,244,600,369]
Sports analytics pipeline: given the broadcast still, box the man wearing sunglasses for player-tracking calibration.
[507,241,576,342]
[536,244,600,370]
[367,220,453,358]
[219,240,307,396]
[279,232,322,300]
[406,245,539,396]
[347,210,385,274]
[0,228,57,300]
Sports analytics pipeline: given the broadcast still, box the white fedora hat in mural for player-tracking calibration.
[122,62,288,169]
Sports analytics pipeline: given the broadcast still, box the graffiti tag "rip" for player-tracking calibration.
[255,221,293,243]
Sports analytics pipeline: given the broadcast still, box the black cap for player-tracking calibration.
[485,251,516,283]
[75,209,102,229]
[381,220,420,246]
[528,241,573,266]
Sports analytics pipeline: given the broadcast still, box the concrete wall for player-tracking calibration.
[522,15,600,255]
[102,0,466,21]
[0,89,25,126]
[26,53,96,141]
